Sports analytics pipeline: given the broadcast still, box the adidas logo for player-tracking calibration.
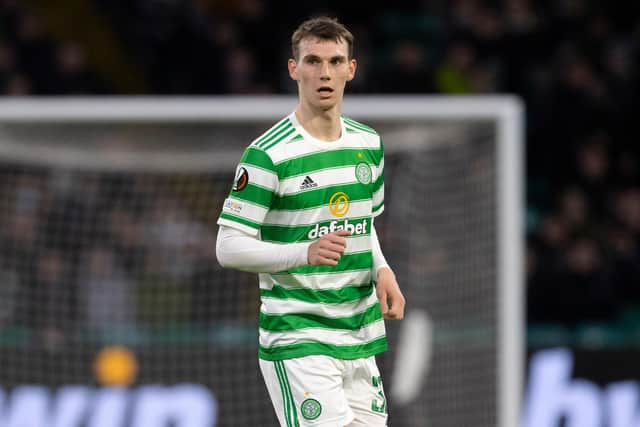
[300,175,318,190]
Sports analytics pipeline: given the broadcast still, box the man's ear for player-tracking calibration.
[288,58,298,81]
[347,58,357,82]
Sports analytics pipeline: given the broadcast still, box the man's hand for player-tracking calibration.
[376,267,405,320]
[307,230,350,266]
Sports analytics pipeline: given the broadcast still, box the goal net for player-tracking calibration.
[0,96,523,427]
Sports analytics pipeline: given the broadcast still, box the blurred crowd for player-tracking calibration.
[0,168,259,350]
[0,1,108,95]
[2,0,640,339]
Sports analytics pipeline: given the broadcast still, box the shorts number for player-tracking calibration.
[371,376,387,414]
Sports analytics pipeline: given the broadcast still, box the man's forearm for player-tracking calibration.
[371,224,390,274]
[216,225,310,273]
[217,223,389,275]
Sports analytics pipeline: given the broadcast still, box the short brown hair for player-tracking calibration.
[291,17,354,60]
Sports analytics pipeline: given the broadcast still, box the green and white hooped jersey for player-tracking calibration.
[217,112,387,361]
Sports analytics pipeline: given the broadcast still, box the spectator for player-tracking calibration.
[53,41,108,94]
[29,249,74,350]
[559,236,617,324]
[434,39,478,93]
[376,40,433,93]
[4,73,32,95]
[0,40,16,89]
[80,246,136,337]
[14,12,57,93]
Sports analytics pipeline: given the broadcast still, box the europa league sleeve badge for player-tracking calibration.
[232,166,249,192]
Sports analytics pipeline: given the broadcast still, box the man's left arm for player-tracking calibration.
[371,224,405,320]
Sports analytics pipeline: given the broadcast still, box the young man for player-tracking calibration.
[216,16,405,427]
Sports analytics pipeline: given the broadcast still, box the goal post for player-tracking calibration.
[0,96,523,427]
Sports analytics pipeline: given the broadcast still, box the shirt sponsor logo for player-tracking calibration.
[328,191,349,217]
[307,218,368,239]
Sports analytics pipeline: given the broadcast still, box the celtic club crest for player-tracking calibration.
[355,162,372,184]
[300,398,322,420]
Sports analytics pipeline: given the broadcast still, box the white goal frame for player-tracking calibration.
[0,95,524,427]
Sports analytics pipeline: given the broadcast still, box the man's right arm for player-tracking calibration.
[216,225,309,273]
[216,225,349,273]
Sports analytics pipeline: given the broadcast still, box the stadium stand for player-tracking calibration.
[2,0,640,346]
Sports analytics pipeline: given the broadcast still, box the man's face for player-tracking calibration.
[288,37,356,111]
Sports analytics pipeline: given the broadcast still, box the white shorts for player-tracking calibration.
[259,355,388,427]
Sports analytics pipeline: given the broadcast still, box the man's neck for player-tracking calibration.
[295,103,342,142]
